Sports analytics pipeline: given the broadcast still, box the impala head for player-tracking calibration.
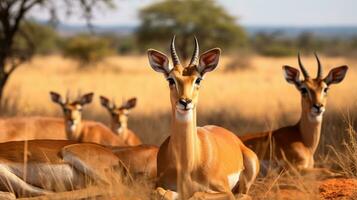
[100,96,137,134]
[283,53,348,122]
[50,91,94,132]
[147,36,220,122]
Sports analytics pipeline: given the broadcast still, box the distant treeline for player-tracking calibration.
[23,21,357,67]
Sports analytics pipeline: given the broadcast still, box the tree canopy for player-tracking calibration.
[137,0,247,61]
[0,0,114,102]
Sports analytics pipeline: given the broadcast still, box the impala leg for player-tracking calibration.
[299,167,342,179]
[151,187,178,200]
[61,144,128,185]
[189,191,242,200]
[0,166,52,197]
[0,192,15,200]
[234,145,259,195]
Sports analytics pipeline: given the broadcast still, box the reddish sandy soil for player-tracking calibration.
[265,178,357,200]
[319,178,357,200]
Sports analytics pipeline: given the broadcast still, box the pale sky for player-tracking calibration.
[29,0,357,26]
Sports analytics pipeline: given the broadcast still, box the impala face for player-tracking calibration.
[50,92,94,132]
[100,96,137,134]
[147,36,221,122]
[283,54,348,122]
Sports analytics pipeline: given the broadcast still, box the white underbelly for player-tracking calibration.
[227,172,241,190]
[1,163,85,191]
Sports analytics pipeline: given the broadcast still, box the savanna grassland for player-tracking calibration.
[2,55,357,199]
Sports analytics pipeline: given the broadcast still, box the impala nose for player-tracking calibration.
[312,103,324,114]
[178,98,192,110]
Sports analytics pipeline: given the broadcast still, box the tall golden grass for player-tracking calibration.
[3,55,356,144]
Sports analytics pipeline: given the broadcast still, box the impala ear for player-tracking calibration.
[122,97,137,110]
[282,65,301,85]
[78,92,94,105]
[324,65,348,85]
[100,96,111,110]
[50,91,64,105]
[147,49,172,75]
[197,48,221,76]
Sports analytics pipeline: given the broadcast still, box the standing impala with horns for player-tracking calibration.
[148,36,259,200]
[241,53,348,175]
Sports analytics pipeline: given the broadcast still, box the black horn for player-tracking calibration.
[314,52,323,79]
[170,35,181,66]
[298,52,310,78]
[189,36,199,66]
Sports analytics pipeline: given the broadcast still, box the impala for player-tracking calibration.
[50,91,125,146]
[148,36,259,200]
[240,53,348,175]
[0,116,66,142]
[110,144,158,179]
[100,96,142,146]
[0,139,158,198]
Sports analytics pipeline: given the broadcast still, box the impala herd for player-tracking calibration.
[0,36,348,200]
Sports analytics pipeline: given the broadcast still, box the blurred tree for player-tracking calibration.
[0,0,114,104]
[15,20,60,55]
[251,32,295,57]
[296,32,319,53]
[137,0,247,61]
[63,34,114,68]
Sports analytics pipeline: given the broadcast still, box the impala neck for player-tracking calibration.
[169,106,201,171]
[65,119,83,141]
[298,108,323,153]
[111,121,128,137]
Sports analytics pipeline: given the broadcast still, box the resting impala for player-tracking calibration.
[0,139,158,198]
[0,116,66,142]
[100,96,142,146]
[50,91,125,146]
[148,36,259,200]
[241,54,348,175]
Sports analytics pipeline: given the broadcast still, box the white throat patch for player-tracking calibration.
[116,127,124,134]
[67,120,79,132]
[308,108,325,123]
[308,114,323,123]
[175,109,193,122]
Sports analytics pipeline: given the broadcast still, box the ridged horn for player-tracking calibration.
[189,36,199,66]
[298,52,310,78]
[314,52,323,79]
[170,35,181,66]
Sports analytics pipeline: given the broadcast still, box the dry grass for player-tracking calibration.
[3,55,357,144]
[1,55,357,199]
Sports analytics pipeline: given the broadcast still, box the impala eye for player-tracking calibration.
[195,78,202,85]
[167,78,175,86]
[300,87,308,95]
[323,87,329,93]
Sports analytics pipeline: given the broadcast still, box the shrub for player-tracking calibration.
[63,34,114,68]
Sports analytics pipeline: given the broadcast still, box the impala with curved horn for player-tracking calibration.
[241,53,348,175]
[100,96,142,146]
[50,91,126,146]
[148,36,259,199]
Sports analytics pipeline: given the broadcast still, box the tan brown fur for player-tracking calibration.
[111,144,158,179]
[0,140,158,197]
[50,92,126,146]
[148,37,259,199]
[0,116,66,142]
[241,55,348,175]
[100,96,142,146]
